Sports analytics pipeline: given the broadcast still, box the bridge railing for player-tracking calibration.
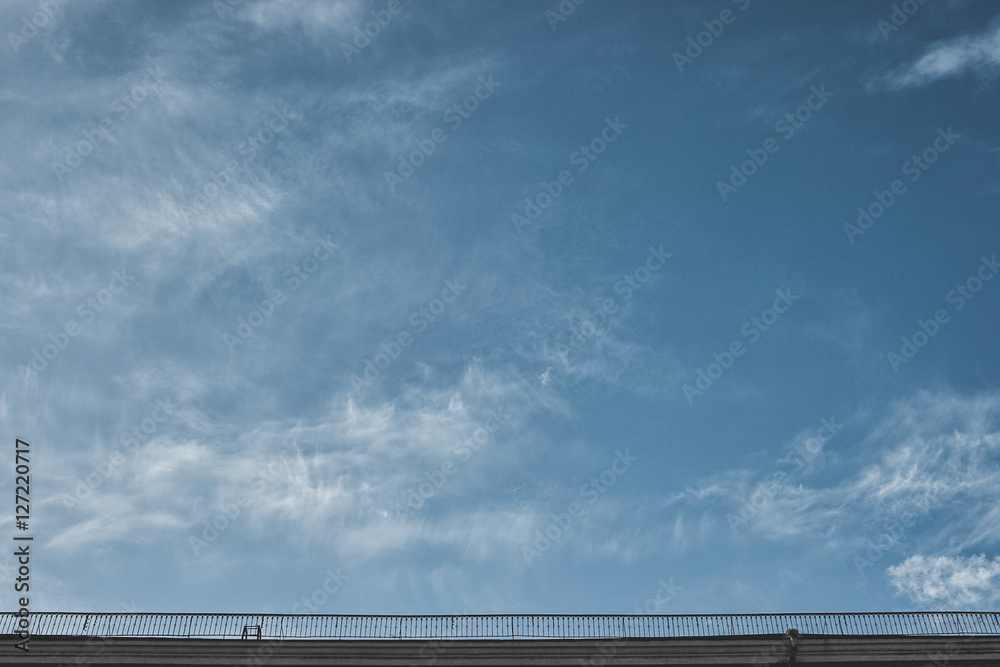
[1,612,998,640]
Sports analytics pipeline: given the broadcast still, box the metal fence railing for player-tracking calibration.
[1,612,998,640]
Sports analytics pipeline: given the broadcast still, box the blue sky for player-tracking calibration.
[2,0,1000,616]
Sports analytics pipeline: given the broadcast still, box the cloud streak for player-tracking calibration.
[883,20,1000,89]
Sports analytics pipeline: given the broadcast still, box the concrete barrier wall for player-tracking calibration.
[2,635,1000,666]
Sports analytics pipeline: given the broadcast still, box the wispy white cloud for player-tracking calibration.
[883,20,1000,89]
[45,360,560,568]
[502,280,684,398]
[888,554,1000,608]
[673,391,1000,549]
[239,0,361,35]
